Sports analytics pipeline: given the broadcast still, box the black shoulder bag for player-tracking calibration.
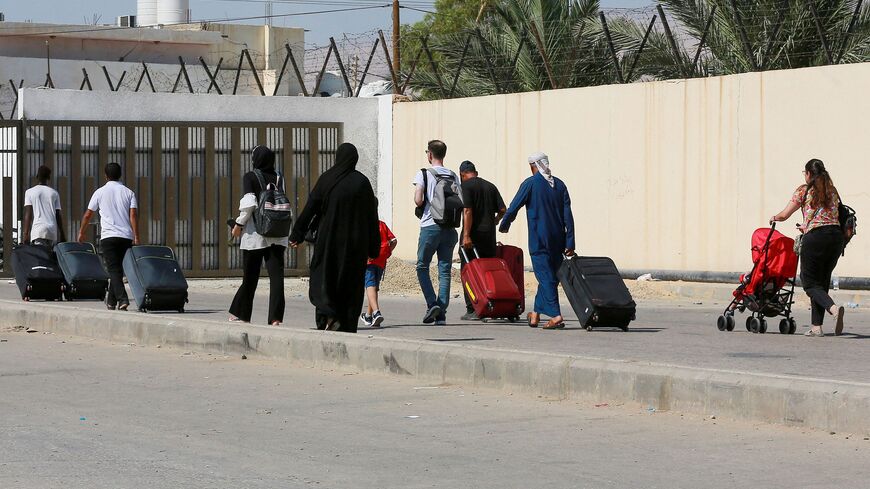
[414,168,428,220]
[304,171,352,243]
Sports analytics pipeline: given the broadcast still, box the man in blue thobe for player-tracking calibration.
[499,152,575,329]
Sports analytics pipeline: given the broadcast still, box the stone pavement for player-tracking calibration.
[4,332,868,489]
[3,279,870,435]
[2,279,868,383]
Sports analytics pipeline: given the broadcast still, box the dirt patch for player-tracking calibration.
[625,281,678,301]
[186,259,743,304]
[380,257,461,297]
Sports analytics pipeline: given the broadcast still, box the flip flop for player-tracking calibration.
[543,320,565,330]
[834,306,845,336]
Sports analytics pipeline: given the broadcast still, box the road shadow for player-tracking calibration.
[838,332,870,340]
[142,309,224,315]
[427,338,495,342]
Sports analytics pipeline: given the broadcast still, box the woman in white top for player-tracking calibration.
[229,146,288,325]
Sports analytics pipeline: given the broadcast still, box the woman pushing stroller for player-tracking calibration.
[770,159,846,337]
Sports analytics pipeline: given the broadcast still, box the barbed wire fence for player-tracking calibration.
[1,1,866,116]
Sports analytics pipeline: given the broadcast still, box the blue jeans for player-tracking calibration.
[416,225,458,318]
[364,264,384,289]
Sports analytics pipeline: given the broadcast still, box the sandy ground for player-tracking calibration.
[186,257,713,302]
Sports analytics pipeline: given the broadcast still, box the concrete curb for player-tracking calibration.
[2,299,868,435]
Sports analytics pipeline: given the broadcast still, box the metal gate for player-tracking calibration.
[0,120,341,278]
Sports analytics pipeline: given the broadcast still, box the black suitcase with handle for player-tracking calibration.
[122,246,188,313]
[557,256,636,331]
[11,243,65,301]
[55,242,109,301]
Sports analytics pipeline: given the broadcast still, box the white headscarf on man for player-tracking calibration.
[528,152,555,188]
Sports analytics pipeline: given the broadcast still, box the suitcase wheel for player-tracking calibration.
[139,307,147,313]
[585,325,593,332]
[508,316,517,323]
[177,308,185,313]
[621,325,629,332]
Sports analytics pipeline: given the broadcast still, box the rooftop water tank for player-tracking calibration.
[137,0,158,26]
[157,0,190,25]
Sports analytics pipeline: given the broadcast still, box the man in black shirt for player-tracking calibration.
[458,161,506,321]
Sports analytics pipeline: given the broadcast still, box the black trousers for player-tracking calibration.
[800,226,844,326]
[229,245,286,324]
[458,232,497,313]
[101,237,133,306]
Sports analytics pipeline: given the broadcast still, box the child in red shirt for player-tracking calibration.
[361,220,397,328]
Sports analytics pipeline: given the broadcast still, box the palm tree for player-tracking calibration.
[404,0,621,99]
[613,0,870,78]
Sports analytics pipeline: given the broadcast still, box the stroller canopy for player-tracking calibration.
[751,228,798,280]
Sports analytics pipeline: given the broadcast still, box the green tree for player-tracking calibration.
[405,0,619,99]
[611,0,870,79]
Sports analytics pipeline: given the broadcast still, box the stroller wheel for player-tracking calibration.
[788,318,797,335]
[745,316,754,332]
[726,315,735,331]
[717,315,727,331]
[759,319,768,334]
[748,317,761,333]
[779,319,789,335]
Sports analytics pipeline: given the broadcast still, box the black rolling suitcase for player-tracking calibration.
[55,242,109,301]
[122,246,188,313]
[558,256,636,331]
[11,243,65,301]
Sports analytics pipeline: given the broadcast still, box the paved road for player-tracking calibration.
[1,332,868,489]
[3,281,869,384]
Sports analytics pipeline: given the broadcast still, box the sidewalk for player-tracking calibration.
[2,278,869,434]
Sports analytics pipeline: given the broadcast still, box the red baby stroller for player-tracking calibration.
[717,224,799,334]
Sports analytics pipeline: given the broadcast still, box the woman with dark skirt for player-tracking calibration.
[228,145,287,326]
[771,159,846,337]
[290,143,380,333]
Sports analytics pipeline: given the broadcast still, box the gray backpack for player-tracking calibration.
[423,168,463,228]
[253,170,293,238]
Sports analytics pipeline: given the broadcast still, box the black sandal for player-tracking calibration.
[543,320,565,330]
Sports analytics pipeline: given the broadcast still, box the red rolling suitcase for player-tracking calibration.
[460,248,524,322]
[496,243,525,314]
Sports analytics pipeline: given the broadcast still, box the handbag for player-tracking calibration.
[793,187,819,256]
[304,214,320,243]
[303,170,352,243]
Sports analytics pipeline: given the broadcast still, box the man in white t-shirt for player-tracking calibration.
[412,140,461,325]
[78,162,139,311]
[22,165,65,246]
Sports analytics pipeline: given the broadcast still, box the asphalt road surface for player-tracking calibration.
[4,279,870,383]
[1,332,868,489]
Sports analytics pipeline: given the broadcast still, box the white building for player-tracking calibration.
[0,2,306,117]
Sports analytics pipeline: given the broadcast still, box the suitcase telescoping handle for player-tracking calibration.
[459,246,481,263]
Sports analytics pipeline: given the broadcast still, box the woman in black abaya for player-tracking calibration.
[290,143,380,333]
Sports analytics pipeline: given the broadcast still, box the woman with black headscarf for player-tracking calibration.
[290,143,380,333]
[229,145,288,325]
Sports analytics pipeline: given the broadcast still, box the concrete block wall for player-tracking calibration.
[391,63,870,277]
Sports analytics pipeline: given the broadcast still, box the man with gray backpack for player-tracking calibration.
[413,140,463,325]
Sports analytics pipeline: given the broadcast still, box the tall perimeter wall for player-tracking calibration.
[391,63,870,277]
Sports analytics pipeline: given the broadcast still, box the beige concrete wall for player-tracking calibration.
[392,63,870,277]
